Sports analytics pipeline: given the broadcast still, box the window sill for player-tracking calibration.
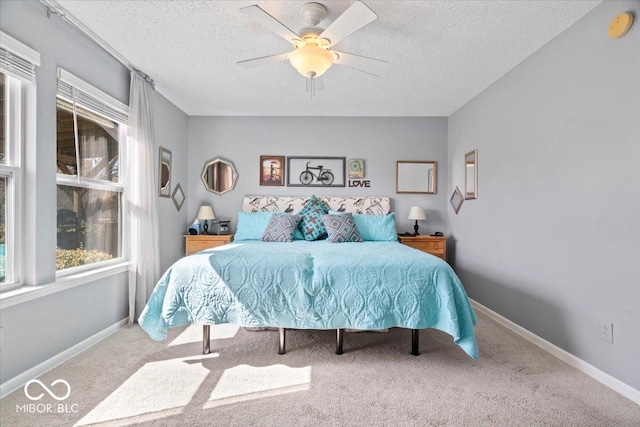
[0,260,130,309]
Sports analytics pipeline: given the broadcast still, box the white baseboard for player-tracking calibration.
[0,318,128,399]
[470,299,640,405]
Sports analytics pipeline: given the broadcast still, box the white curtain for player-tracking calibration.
[126,71,160,325]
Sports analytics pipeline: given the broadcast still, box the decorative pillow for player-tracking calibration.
[293,228,305,240]
[297,195,329,241]
[328,211,398,241]
[261,213,301,242]
[234,212,274,241]
[322,213,363,243]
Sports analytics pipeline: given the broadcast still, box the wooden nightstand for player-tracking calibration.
[184,234,234,256]
[398,235,447,261]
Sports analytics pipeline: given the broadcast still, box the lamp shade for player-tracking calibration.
[197,205,216,221]
[408,206,426,221]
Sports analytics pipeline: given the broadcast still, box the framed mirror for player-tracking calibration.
[396,161,437,194]
[158,147,172,198]
[201,157,238,195]
[465,149,478,199]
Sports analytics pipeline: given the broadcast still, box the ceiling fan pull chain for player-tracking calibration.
[307,71,316,98]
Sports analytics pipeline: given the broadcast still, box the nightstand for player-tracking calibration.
[398,235,447,261]
[184,234,234,256]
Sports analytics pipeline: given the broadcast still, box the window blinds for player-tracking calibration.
[57,68,129,125]
[0,31,41,83]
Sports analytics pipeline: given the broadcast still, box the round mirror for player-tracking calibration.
[201,158,238,195]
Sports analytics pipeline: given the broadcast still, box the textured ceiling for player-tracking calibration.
[55,0,601,116]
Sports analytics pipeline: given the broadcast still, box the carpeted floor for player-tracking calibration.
[1,311,638,426]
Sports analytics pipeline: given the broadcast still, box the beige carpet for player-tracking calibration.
[1,311,638,426]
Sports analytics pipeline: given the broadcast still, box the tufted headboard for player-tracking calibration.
[242,196,391,215]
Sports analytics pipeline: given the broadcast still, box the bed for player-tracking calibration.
[139,196,478,359]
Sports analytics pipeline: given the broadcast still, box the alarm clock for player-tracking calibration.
[212,220,230,235]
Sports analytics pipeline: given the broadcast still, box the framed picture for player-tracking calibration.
[287,157,346,187]
[450,186,464,214]
[348,159,365,179]
[172,183,185,211]
[260,155,285,186]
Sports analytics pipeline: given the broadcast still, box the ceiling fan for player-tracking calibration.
[237,1,388,94]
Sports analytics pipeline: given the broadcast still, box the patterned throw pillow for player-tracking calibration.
[297,195,329,241]
[328,211,398,241]
[261,213,301,242]
[322,213,363,243]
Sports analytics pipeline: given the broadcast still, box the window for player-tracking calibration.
[56,69,128,272]
[1,71,24,288]
[0,72,8,285]
[1,31,39,289]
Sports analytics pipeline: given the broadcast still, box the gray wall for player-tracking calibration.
[153,92,189,272]
[0,1,188,383]
[447,0,640,390]
[187,116,448,237]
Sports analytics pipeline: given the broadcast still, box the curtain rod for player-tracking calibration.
[39,0,155,88]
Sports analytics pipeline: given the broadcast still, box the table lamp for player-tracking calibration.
[408,206,426,236]
[197,205,216,235]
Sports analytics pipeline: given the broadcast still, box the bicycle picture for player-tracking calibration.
[299,161,334,185]
[266,163,281,182]
[286,157,346,187]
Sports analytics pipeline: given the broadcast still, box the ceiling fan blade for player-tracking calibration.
[332,51,388,76]
[237,52,290,68]
[306,75,324,93]
[319,1,377,47]
[240,5,302,44]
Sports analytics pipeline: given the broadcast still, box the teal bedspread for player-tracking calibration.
[139,241,478,359]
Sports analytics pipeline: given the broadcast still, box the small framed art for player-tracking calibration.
[450,186,464,214]
[348,159,365,179]
[172,183,185,211]
[260,156,285,186]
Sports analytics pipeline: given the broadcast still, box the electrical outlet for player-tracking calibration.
[600,322,613,344]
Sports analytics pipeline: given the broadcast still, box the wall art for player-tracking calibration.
[348,159,365,179]
[287,157,346,187]
[450,186,464,214]
[260,155,285,186]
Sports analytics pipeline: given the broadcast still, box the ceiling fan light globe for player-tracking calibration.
[288,44,334,77]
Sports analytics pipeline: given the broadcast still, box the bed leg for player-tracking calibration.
[278,328,286,355]
[336,329,344,355]
[411,329,420,356]
[203,325,211,355]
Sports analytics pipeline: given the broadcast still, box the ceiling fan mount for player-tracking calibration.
[238,1,388,93]
[300,2,327,27]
